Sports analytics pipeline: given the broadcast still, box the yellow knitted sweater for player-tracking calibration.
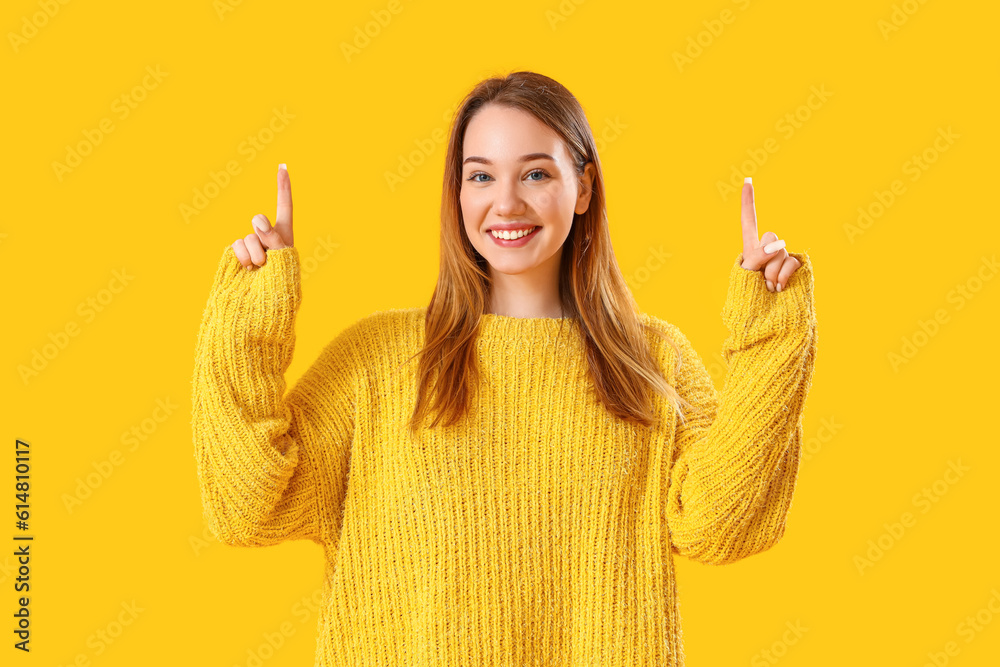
[191,244,817,667]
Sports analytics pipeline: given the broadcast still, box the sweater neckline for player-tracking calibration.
[476,312,579,343]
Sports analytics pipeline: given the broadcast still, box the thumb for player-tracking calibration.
[758,230,778,249]
[251,214,288,250]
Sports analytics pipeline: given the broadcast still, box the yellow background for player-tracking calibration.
[4,0,999,664]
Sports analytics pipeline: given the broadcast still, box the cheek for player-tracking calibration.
[461,187,484,212]
[531,185,570,221]
[460,191,480,236]
[459,189,473,218]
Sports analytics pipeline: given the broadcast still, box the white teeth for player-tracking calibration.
[491,226,537,240]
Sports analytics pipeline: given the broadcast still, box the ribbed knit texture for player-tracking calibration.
[191,244,817,666]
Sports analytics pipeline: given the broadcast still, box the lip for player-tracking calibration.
[487,225,540,248]
[487,222,537,231]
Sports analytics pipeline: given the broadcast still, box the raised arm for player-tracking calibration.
[191,165,359,548]
[665,180,818,565]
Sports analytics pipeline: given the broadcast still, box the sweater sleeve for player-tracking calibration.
[191,245,360,548]
[664,251,817,566]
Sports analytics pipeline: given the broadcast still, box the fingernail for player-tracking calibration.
[745,177,752,185]
[279,163,287,171]
[766,280,773,291]
[777,282,783,292]
[763,239,785,254]
[252,215,270,234]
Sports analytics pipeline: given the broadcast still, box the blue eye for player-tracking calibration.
[465,169,551,183]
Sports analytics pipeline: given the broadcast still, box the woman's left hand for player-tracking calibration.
[738,178,801,293]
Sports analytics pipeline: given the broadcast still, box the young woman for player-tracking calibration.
[192,71,817,666]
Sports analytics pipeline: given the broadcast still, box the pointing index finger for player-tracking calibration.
[741,177,759,252]
[275,163,293,243]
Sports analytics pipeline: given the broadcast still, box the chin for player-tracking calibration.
[487,261,532,276]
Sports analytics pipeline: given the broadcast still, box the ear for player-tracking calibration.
[574,162,596,215]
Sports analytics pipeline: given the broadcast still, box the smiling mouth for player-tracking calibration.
[488,226,539,240]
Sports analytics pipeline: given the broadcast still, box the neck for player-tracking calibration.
[487,256,563,318]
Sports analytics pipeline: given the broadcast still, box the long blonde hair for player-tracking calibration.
[405,71,694,434]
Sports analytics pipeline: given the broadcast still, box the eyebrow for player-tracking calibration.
[462,152,556,166]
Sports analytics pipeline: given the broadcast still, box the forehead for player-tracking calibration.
[462,104,568,161]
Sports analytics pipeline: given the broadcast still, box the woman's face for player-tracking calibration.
[460,104,594,278]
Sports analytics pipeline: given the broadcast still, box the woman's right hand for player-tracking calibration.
[233,163,295,268]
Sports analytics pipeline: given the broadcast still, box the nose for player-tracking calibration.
[491,177,527,217]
